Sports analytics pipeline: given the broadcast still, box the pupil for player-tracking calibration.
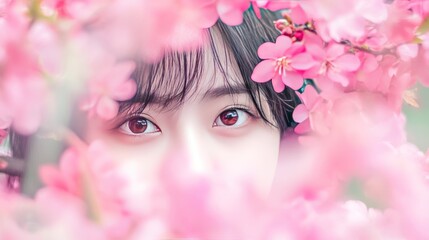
[220,110,238,126]
[128,117,147,133]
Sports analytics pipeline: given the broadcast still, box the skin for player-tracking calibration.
[85,32,281,195]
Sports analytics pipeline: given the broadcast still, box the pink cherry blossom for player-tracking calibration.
[305,35,361,87]
[39,140,135,237]
[40,141,124,201]
[80,57,136,120]
[251,35,315,92]
[292,85,322,134]
[0,0,49,134]
[354,54,417,111]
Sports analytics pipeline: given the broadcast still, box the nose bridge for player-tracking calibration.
[182,122,208,173]
[171,112,213,174]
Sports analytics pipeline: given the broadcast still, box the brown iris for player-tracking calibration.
[128,117,148,134]
[219,109,239,126]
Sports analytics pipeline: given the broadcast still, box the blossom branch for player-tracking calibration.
[276,14,398,57]
[0,156,25,176]
[338,40,397,56]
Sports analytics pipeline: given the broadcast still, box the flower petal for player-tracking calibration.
[257,36,294,59]
[272,75,286,93]
[96,96,119,120]
[0,114,12,129]
[218,8,244,26]
[292,104,309,123]
[294,119,311,134]
[327,70,349,87]
[305,43,326,61]
[326,43,345,59]
[275,36,293,57]
[282,71,304,90]
[290,5,308,24]
[199,5,219,28]
[334,54,361,72]
[251,60,276,83]
[39,166,68,190]
[397,43,418,62]
[361,54,378,73]
[291,53,315,70]
[108,61,136,87]
[301,85,320,107]
[258,42,279,59]
[111,80,137,101]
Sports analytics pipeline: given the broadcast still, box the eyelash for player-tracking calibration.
[115,106,257,136]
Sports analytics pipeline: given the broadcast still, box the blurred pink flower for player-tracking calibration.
[0,129,7,144]
[292,85,322,134]
[39,140,134,237]
[305,36,361,87]
[375,2,422,46]
[251,35,315,92]
[81,58,136,120]
[40,148,81,196]
[40,0,106,21]
[406,0,429,18]
[408,34,429,87]
[396,43,419,62]
[216,0,250,26]
[0,75,47,134]
[291,0,388,42]
[355,54,416,111]
[0,189,106,239]
[355,54,390,93]
[0,0,48,134]
[40,140,126,206]
[89,0,249,61]
[255,0,308,24]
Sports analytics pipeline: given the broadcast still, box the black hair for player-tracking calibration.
[120,9,298,134]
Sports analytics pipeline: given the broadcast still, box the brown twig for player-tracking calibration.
[339,40,397,56]
[0,156,25,176]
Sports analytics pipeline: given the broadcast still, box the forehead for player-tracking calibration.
[120,27,247,113]
[193,28,245,98]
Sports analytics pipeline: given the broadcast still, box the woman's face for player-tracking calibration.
[85,38,281,195]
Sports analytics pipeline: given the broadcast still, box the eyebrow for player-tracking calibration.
[202,85,249,99]
[119,85,250,113]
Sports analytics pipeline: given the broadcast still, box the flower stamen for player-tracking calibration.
[275,57,292,75]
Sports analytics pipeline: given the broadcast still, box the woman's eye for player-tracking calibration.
[213,109,250,127]
[118,116,160,135]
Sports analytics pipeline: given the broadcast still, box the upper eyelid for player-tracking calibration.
[113,113,156,129]
[220,105,258,117]
[116,116,162,136]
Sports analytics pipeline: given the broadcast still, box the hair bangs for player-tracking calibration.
[119,29,248,115]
